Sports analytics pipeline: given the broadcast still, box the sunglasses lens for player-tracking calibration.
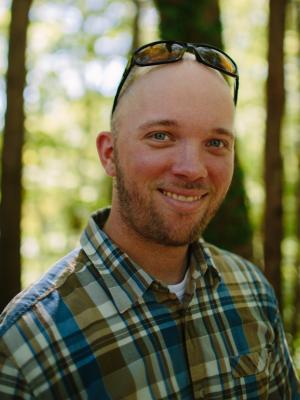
[196,47,236,75]
[135,42,184,65]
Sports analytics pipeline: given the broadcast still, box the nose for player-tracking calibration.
[171,144,208,181]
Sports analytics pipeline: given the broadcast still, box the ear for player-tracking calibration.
[96,131,116,177]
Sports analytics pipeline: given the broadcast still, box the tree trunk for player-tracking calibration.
[290,0,300,346]
[153,0,253,260]
[131,0,142,52]
[153,0,223,48]
[290,144,300,347]
[264,0,287,310]
[0,0,32,312]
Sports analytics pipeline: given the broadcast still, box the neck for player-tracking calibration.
[103,208,188,285]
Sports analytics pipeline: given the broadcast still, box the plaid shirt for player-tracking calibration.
[0,208,299,399]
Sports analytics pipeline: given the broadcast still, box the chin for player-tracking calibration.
[154,225,204,247]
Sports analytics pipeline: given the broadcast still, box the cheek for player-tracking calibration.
[124,149,169,180]
[208,157,234,190]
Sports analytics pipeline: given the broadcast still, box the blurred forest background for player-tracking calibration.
[0,0,299,371]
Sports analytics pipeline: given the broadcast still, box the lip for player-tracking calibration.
[157,188,209,212]
[160,189,204,202]
[158,186,209,198]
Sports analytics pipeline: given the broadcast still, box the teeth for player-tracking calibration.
[162,190,202,202]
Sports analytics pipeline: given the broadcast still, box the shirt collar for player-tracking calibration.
[189,239,221,290]
[80,208,221,313]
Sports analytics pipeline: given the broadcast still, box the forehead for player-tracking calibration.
[114,60,234,131]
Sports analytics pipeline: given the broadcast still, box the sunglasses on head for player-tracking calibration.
[111,40,239,114]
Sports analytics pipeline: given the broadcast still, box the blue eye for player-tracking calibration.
[207,139,225,148]
[152,132,169,141]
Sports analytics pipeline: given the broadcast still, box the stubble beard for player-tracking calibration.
[114,155,226,247]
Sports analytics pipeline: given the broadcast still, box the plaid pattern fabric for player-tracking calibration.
[0,208,299,399]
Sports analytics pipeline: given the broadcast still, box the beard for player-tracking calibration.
[113,153,227,247]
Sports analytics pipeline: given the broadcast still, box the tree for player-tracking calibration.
[263,0,287,309]
[290,0,300,342]
[153,0,253,259]
[131,0,142,52]
[0,0,33,311]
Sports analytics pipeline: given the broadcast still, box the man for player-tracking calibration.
[0,40,299,399]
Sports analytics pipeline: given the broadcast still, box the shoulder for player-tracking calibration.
[202,241,278,308]
[0,247,86,336]
[204,241,269,284]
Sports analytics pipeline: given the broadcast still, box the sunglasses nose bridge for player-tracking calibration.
[184,44,202,62]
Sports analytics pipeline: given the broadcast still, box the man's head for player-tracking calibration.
[112,41,239,116]
[97,41,237,247]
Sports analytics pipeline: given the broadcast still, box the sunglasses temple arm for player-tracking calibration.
[111,62,133,115]
[234,76,239,105]
[111,75,126,114]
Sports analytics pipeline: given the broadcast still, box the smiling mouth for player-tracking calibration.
[160,190,207,202]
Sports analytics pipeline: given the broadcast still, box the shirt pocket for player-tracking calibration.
[230,348,271,378]
[195,349,271,400]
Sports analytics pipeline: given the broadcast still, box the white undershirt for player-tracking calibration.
[167,269,189,302]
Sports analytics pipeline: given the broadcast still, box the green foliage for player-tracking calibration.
[7,0,146,284]
[16,0,159,286]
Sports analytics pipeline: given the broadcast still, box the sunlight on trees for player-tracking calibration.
[17,0,158,285]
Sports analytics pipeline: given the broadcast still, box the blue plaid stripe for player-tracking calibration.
[0,208,299,399]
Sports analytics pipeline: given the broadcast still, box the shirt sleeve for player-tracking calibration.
[268,308,300,399]
[0,342,33,400]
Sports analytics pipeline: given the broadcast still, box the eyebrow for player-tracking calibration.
[212,127,235,139]
[138,119,180,131]
[138,119,234,139]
